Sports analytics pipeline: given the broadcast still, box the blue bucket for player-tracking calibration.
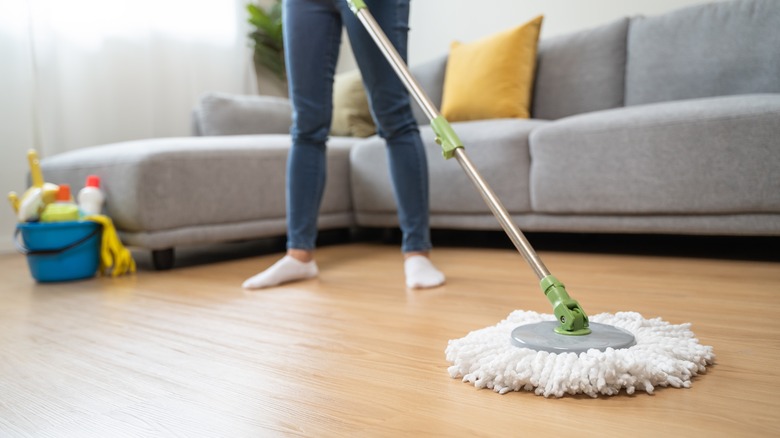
[15,221,102,282]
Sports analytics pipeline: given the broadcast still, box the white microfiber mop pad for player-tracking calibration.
[445,310,714,397]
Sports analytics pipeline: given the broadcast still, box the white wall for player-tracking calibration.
[331,0,714,73]
[406,0,713,64]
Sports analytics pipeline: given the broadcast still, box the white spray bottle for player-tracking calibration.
[77,175,105,216]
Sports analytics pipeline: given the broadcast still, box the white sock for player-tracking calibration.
[242,255,318,289]
[404,255,445,289]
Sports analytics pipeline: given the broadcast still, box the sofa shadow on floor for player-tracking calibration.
[130,228,780,271]
[429,230,780,263]
[130,228,353,271]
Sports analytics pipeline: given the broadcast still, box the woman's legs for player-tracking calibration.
[244,0,444,289]
[244,0,341,289]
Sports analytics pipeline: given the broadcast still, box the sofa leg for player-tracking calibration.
[152,248,175,270]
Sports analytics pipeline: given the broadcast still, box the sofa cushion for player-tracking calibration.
[626,0,780,106]
[40,135,356,248]
[350,118,549,227]
[529,94,780,214]
[441,16,543,122]
[532,17,629,120]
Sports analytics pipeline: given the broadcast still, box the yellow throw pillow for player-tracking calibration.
[331,69,376,137]
[441,15,543,122]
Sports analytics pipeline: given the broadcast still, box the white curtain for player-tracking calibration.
[0,0,257,252]
[1,0,255,157]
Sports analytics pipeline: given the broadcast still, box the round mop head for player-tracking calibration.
[445,310,714,397]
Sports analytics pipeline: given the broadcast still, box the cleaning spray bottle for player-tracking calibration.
[40,184,80,222]
[77,175,105,217]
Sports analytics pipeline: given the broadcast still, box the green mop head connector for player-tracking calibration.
[541,275,591,335]
[509,276,634,353]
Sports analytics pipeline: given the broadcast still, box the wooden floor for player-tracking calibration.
[1,236,779,437]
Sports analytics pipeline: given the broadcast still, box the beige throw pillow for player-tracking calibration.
[331,69,376,137]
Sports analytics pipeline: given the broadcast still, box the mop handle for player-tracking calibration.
[348,0,591,334]
[348,0,551,280]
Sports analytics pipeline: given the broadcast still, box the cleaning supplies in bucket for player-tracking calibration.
[15,221,102,282]
[9,149,136,281]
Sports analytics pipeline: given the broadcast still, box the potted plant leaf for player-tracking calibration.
[247,1,287,97]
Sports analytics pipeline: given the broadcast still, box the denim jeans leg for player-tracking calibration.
[283,0,343,250]
[339,0,433,253]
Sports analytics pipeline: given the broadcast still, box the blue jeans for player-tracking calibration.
[283,0,431,253]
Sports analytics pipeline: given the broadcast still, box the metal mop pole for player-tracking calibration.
[347,0,590,334]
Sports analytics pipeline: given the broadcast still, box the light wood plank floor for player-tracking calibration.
[1,238,779,437]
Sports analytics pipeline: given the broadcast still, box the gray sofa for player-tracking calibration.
[41,0,780,269]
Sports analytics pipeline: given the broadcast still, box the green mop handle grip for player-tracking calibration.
[347,0,366,13]
[541,275,591,335]
[430,116,464,159]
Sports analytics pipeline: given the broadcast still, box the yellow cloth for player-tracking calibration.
[441,16,543,122]
[85,214,136,277]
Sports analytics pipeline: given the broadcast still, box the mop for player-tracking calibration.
[346,0,714,397]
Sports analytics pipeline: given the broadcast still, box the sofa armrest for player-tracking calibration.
[192,92,292,136]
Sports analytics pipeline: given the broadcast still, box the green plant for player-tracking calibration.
[247,1,285,82]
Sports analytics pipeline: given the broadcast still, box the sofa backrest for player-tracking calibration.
[531,17,629,120]
[409,54,448,126]
[626,0,780,106]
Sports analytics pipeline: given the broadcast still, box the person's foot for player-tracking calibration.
[242,255,318,289]
[404,255,445,289]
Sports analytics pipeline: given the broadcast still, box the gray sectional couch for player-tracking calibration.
[41,0,780,269]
